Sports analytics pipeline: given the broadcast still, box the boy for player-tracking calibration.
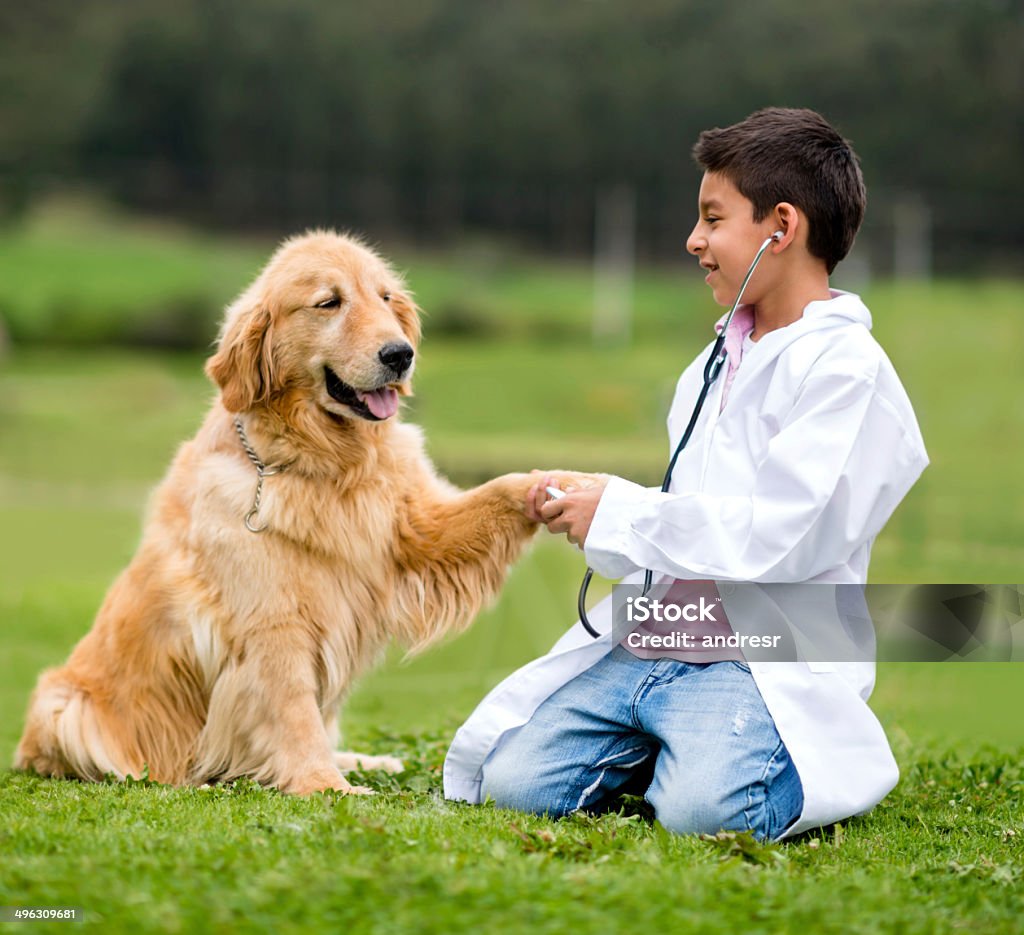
[442,108,929,841]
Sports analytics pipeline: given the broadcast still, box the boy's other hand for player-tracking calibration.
[525,472,610,548]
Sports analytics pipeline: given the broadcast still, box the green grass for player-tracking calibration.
[2,744,1023,934]
[1,213,1023,931]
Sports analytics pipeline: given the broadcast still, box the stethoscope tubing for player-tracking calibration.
[575,233,779,638]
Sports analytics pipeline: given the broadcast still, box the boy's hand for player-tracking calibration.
[525,472,610,548]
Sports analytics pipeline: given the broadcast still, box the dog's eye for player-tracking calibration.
[315,296,341,309]
[381,292,391,302]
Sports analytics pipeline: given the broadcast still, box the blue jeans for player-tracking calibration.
[480,646,804,841]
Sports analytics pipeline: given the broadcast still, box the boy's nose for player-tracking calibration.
[685,228,704,256]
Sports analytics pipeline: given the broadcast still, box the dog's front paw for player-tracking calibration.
[493,472,547,520]
[284,765,368,796]
[542,470,607,494]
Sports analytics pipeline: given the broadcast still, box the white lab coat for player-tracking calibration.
[443,291,929,839]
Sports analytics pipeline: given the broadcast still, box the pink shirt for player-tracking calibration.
[717,304,756,413]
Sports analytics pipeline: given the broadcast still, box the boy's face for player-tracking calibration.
[686,172,779,308]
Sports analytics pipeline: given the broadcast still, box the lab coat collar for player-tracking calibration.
[705,290,873,424]
[713,289,872,338]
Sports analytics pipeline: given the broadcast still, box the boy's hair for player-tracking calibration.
[692,108,866,274]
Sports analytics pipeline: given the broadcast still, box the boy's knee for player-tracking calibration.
[647,787,767,840]
[643,774,786,839]
[648,774,804,841]
[480,745,568,819]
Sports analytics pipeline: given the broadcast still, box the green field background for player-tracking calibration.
[1,214,1022,764]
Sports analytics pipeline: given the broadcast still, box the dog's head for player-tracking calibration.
[206,231,421,423]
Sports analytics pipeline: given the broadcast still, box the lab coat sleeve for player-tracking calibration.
[584,367,925,582]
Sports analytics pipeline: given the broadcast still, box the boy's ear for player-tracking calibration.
[205,302,276,413]
[771,203,801,250]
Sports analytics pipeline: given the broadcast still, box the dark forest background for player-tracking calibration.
[1,0,1022,272]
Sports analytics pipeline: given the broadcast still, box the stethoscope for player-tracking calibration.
[563,230,783,638]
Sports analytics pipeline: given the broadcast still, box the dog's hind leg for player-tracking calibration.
[333,751,404,773]
[320,713,403,774]
[14,669,131,782]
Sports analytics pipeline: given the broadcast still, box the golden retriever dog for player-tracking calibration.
[14,231,547,795]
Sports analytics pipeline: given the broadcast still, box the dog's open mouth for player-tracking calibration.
[324,366,399,421]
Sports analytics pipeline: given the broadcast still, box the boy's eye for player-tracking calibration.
[705,216,720,224]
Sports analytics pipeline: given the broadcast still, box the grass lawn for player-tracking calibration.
[0,215,1022,931]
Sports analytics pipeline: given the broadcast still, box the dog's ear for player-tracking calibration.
[390,290,422,397]
[205,302,276,413]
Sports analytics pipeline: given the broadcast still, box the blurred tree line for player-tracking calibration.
[1,0,1021,271]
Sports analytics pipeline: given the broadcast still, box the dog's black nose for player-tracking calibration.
[378,342,415,376]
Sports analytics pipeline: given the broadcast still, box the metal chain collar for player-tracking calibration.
[232,417,290,533]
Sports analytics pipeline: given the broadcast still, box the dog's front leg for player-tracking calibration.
[393,472,543,646]
[192,626,373,795]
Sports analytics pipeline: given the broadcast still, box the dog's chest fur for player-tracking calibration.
[163,432,408,711]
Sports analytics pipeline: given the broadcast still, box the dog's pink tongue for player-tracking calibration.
[360,387,399,420]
